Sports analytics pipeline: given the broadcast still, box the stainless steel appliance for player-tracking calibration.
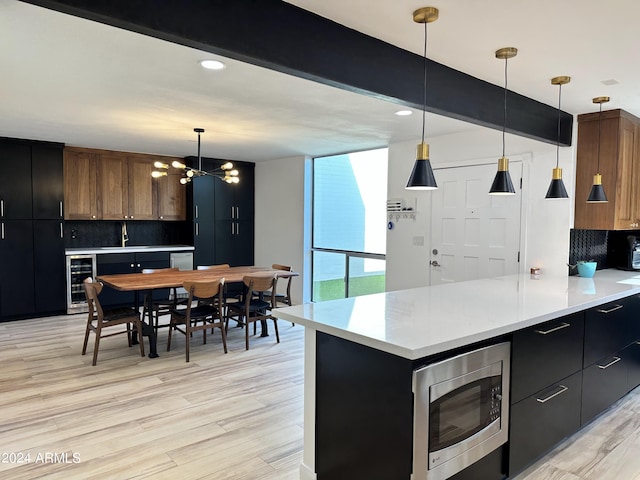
[66,254,96,314]
[412,341,510,480]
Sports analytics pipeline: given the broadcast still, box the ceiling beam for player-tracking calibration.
[20,0,572,146]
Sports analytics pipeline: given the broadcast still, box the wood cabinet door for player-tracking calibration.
[98,152,128,220]
[64,147,98,220]
[157,173,186,220]
[613,116,637,229]
[127,156,156,220]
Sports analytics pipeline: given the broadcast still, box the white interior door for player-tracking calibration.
[430,162,523,285]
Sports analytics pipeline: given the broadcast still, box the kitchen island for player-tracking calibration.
[273,270,640,480]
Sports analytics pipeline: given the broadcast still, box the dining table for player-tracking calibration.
[97,266,299,358]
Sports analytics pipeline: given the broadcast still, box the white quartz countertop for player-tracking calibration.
[65,245,194,255]
[273,269,640,360]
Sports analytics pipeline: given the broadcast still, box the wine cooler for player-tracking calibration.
[66,254,96,314]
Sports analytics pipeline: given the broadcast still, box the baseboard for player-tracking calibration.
[299,463,317,480]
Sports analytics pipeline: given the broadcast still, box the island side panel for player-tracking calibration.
[315,332,414,480]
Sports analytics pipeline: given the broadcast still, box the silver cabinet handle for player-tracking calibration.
[231,222,235,235]
[534,322,570,335]
[59,201,63,218]
[236,206,239,219]
[195,223,199,236]
[231,206,235,219]
[536,385,568,403]
[0,199,3,217]
[236,222,239,235]
[195,205,199,219]
[60,223,63,239]
[598,357,621,370]
[596,305,623,314]
[1,222,4,240]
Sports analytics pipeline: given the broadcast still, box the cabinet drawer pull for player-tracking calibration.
[598,357,621,370]
[1,199,4,217]
[1,222,4,240]
[596,305,623,314]
[534,322,570,335]
[536,385,568,403]
[195,205,199,219]
[59,201,64,217]
[60,223,63,239]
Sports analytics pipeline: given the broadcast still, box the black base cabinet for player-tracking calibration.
[624,341,640,391]
[97,252,170,308]
[33,220,66,314]
[509,370,582,474]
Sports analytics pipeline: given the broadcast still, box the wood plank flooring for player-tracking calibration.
[0,314,304,479]
[1,313,640,479]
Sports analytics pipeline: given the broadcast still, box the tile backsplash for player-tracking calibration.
[568,229,609,275]
[64,220,192,249]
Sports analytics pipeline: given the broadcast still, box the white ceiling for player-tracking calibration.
[2,0,640,162]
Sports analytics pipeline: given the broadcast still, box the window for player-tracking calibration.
[312,148,388,301]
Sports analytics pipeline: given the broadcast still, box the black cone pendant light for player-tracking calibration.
[489,47,517,195]
[586,96,609,203]
[406,7,438,190]
[545,76,570,199]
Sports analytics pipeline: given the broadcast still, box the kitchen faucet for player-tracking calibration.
[121,221,129,247]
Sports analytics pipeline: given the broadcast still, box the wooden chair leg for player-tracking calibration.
[167,317,174,352]
[92,326,101,366]
[82,321,91,355]
[245,320,250,350]
[220,324,228,354]
[185,322,191,363]
[273,318,280,344]
[136,319,145,357]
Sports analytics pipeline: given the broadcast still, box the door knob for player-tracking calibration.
[430,260,441,267]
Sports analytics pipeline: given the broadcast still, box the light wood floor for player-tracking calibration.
[1,314,640,479]
[0,314,304,479]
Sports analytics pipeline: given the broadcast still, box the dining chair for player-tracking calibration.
[270,264,294,307]
[167,278,228,362]
[142,267,188,334]
[226,274,279,350]
[82,277,145,366]
[197,264,241,308]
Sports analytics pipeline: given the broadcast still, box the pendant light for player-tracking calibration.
[489,47,517,195]
[586,96,609,203]
[151,128,239,184]
[406,7,438,190]
[545,76,570,199]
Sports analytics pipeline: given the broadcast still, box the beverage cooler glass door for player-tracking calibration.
[66,254,96,314]
[412,341,510,480]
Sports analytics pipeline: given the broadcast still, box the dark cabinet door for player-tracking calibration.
[0,220,35,318]
[624,342,640,392]
[32,144,64,219]
[192,175,215,267]
[0,142,33,219]
[509,370,582,475]
[33,220,66,313]
[214,219,254,267]
[511,312,584,404]
[581,353,628,424]
[135,252,171,302]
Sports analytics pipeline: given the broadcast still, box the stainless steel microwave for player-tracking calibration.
[412,342,511,480]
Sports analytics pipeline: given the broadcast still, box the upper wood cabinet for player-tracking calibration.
[575,109,640,230]
[64,147,185,221]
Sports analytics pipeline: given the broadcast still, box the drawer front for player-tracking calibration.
[509,370,582,475]
[581,353,628,425]
[511,312,584,404]
[584,296,640,367]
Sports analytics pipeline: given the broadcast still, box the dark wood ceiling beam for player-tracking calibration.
[20,0,572,145]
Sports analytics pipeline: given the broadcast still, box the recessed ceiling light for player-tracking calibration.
[395,110,413,116]
[601,79,619,86]
[199,59,226,71]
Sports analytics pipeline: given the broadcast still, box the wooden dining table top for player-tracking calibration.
[97,266,298,291]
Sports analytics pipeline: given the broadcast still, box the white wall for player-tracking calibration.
[386,127,575,291]
[254,155,310,304]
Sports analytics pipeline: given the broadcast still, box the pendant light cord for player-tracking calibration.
[597,102,602,173]
[421,20,428,143]
[555,83,562,168]
[502,57,508,158]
